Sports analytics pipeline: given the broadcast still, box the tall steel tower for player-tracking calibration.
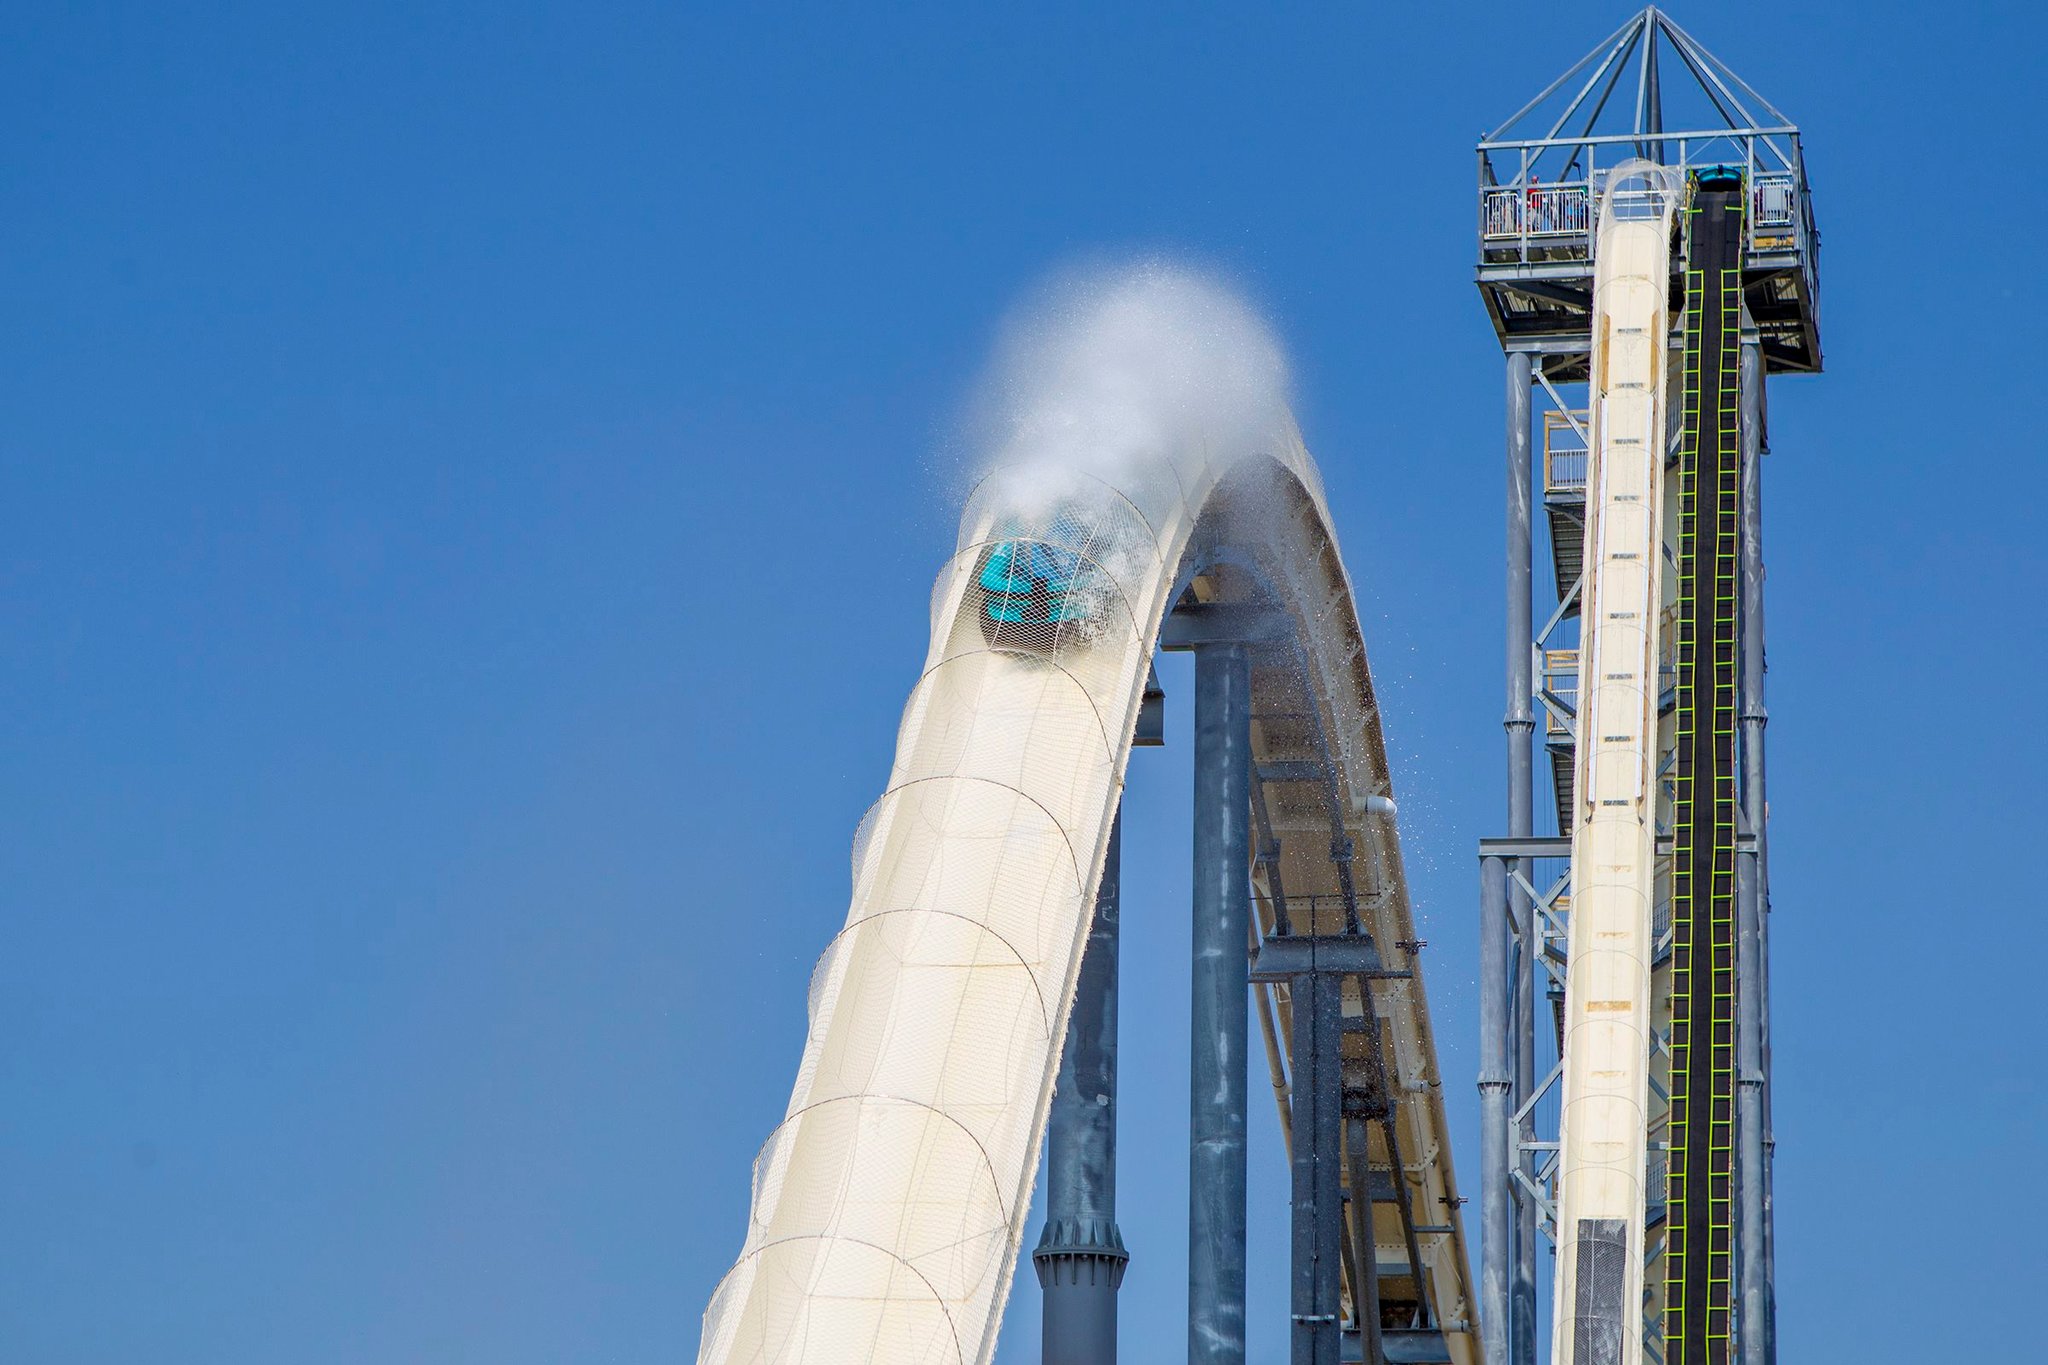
[1471,11,1820,1365]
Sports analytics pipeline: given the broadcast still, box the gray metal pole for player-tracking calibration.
[1479,854,1512,1365]
[1510,912,1538,1365]
[1644,15,1664,165]
[1736,339,1777,1364]
[1506,351,1535,778]
[1036,812,1129,1364]
[1289,969,1343,1365]
[1504,351,1539,1365]
[1734,846,1766,1365]
[1345,1115,1386,1365]
[1191,643,1251,1365]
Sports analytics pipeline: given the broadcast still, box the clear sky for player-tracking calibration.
[3,3,2042,1362]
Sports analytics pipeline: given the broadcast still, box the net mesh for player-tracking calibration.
[700,468,1193,1365]
[1550,160,1683,1365]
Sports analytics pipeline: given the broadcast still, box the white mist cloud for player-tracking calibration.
[968,259,1293,507]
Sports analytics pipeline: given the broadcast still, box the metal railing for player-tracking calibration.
[1481,183,1593,240]
[1477,128,1814,273]
[1481,171,1805,258]
[1542,650,1579,737]
[1544,411,1590,492]
[1752,173,1796,230]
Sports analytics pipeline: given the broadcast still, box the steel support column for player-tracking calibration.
[1478,853,1513,1365]
[1345,1115,1386,1365]
[1643,24,1664,164]
[1289,968,1344,1365]
[1509,908,1538,1365]
[1036,812,1129,1364]
[1504,348,1539,1365]
[1736,339,1775,1365]
[1191,643,1251,1365]
[1734,846,1766,1365]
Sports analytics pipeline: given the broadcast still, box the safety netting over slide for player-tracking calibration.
[1551,162,1683,1365]
[697,268,1469,1364]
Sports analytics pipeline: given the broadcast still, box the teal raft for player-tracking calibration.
[976,537,1097,647]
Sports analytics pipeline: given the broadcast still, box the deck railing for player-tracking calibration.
[1544,411,1591,493]
[1751,172,1797,235]
[1481,182,1594,240]
[1542,650,1579,737]
[1477,129,1813,273]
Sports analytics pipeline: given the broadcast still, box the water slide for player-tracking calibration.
[697,403,1475,1362]
[1550,164,1682,1365]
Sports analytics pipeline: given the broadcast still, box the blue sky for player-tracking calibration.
[3,3,2042,1362]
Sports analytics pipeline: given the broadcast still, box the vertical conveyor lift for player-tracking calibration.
[1666,171,1744,1365]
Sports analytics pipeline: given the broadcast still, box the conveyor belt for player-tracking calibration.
[1666,172,1743,1365]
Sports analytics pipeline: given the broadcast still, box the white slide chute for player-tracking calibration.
[697,270,1474,1364]
[1550,163,1682,1365]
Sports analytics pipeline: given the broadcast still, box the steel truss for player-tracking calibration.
[1473,12,1816,1365]
[1036,470,1475,1365]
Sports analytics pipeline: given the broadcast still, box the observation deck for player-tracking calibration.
[1473,9,1823,377]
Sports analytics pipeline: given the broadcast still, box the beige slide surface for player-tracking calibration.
[1550,164,1681,1365]
[698,427,1474,1364]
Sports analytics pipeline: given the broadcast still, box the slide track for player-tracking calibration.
[699,434,1475,1363]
